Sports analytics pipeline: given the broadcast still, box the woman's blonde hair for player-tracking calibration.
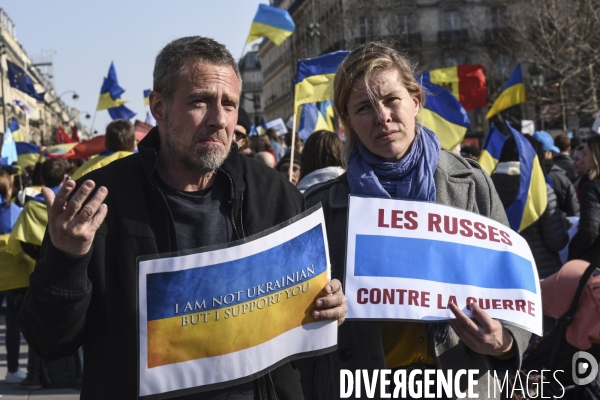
[333,41,425,166]
[586,135,600,180]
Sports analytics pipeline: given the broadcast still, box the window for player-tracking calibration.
[397,14,415,35]
[359,17,373,39]
[490,7,505,29]
[443,10,461,31]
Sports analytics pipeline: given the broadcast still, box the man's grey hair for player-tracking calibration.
[153,36,242,106]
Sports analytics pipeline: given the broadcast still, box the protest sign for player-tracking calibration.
[345,196,542,336]
[137,206,335,399]
[266,117,288,136]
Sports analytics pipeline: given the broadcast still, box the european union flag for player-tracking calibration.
[7,61,45,101]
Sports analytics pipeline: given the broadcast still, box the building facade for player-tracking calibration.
[0,8,84,145]
[259,0,531,138]
[239,45,265,127]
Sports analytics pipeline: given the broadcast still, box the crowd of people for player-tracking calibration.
[0,36,598,400]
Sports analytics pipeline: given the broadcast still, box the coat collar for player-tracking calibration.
[328,151,476,209]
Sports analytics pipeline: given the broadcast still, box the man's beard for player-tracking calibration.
[164,114,230,174]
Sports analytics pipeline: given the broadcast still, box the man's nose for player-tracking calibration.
[207,103,228,130]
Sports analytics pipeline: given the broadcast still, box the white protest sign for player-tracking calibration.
[137,206,336,398]
[266,118,288,136]
[345,196,542,336]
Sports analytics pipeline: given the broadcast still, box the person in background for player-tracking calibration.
[71,119,136,180]
[532,131,579,217]
[233,107,251,156]
[265,128,285,162]
[572,145,588,195]
[492,135,569,280]
[254,151,276,168]
[0,169,27,384]
[297,130,344,193]
[300,41,529,399]
[459,144,480,160]
[553,133,577,182]
[276,150,301,186]
[569,135,600,262]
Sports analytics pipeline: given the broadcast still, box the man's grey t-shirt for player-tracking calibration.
[156,173,256,400]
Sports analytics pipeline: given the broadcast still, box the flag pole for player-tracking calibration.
[89,109,98,136]
[288,111,297,182]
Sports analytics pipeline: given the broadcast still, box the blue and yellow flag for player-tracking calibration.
[246,4,295,46]
[2,119,18,165]
[298,103,330,140]
[418,77,470,150]
[7,118,24,142]
[505,122,547,232]
[486,65,526,120]
[108,105,136,120]
[478,127,507,175]
[143,89,151,106]
[97,62,127,110]
[0,234,35,291]
[319,100,335,131]
[294,51,349,110]
[15,142,40,169]
[71,151,133,180]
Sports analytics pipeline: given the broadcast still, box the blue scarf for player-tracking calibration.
[347,126,440,201]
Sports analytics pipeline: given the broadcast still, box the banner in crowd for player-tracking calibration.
[137,206,336,399]
[345,196,542,336]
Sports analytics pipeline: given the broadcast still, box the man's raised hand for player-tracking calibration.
[44,179,108,255]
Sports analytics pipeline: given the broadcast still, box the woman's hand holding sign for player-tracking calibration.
[448,301,514,357]
[43,179,109,256]
[313,279,347,326]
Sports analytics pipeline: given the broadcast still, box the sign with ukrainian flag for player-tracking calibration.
[344,196,542,336]
[137,206,335,398]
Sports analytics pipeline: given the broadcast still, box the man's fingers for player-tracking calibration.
[312,304,347,324]
[63,180,97,219]
[89,203,108,230]
[47,180,76,217]
[315,292,345,309]
[325,278,342,294]
[73,186,108,224]
[469,303,495,331]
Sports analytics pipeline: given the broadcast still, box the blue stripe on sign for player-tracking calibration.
[146,224,327,321]
[354,235,536,293]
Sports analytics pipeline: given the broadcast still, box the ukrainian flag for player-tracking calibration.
[319,100,335,131]
[144,89,151,106]
[71,150,133,180]
[15,142,40,169]
[504,122,547,232]
[418,77,470,151]
[0,234,35,291]
[478,127,507,175]
[8,118,24,142]
[97,62,127,110]
[294,51,349,110]
[486,65,526,120]
[246,4,295,46]
[297,103,330,140]
[7,199,48,256]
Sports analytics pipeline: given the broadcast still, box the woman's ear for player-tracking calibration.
[412,95,420,116]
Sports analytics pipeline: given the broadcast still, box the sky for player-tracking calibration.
[2,1,265,134]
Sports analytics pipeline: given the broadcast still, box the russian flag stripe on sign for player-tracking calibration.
[354,235,536,293]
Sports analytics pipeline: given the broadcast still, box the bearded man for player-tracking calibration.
[19,36,346,400]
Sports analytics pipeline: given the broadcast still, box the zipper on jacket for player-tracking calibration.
[222,169,244,240]
[268,372,278,400]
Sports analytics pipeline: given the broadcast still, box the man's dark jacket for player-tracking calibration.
[545,160,579,217]
[553,153,577,182]
[18,128,306,399]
